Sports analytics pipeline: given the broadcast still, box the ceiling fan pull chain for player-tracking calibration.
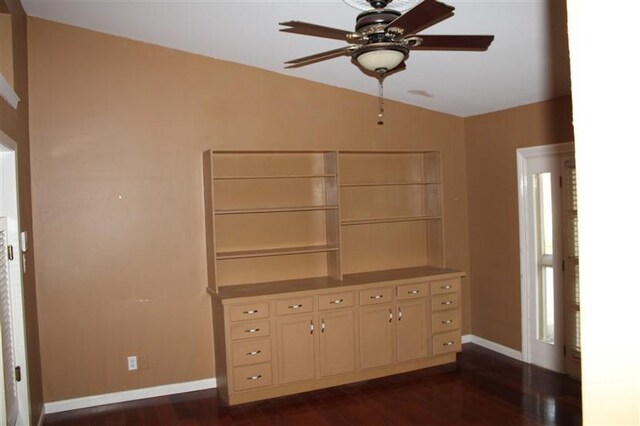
[377,73,385,125]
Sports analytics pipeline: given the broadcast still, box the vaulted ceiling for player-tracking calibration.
[21,0,571,117]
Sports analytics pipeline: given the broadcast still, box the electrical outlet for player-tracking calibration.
[127,356,137,371]
[138,355,149,369]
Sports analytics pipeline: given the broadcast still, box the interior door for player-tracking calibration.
[0,217,18,425]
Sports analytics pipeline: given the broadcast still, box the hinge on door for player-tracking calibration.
[7,245,14,261]
[15,366,21,382]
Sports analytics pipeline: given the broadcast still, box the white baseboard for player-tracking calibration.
[37,406,45,426]
[44,378,216,414]
[462,334,523,361]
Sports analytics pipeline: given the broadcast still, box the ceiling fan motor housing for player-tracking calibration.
[355,9,401,36]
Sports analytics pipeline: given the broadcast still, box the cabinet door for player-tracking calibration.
[319,309,357,377]
[359,303,395,369]
[276,314,316,384]
[397,298,430,362]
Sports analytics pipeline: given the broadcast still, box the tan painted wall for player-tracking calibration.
[464,97,574,350]
[27,18,471,402]
[0,0,44,423]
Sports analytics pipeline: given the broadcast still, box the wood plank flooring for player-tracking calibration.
[44,343,582,425]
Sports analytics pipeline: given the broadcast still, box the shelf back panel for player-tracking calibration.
[339,152,429,184]
[341,221,428,274]
[217,252,329,287]
[341,185,427,221]
[216,211,328,252]
[212,152,332,177]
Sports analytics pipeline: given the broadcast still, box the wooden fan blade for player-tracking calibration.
[285,46,354,69]
[280,21,359,42]
[385,0,454,36]
[410,35,495,51]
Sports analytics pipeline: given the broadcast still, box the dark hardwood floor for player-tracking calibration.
[44,344,582,426]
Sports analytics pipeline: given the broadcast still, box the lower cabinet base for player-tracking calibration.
[219,353,457,406]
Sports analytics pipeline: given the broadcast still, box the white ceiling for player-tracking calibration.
[20,0,571,117]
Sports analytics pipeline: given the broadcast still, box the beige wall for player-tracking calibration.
[0,0,44,423]
[28,18,472,402]
[464,97,574,350]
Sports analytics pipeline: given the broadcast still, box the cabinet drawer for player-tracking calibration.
[318,292,355,310]
[229,302,270,322]
[359,287,393,305]
[397,282,429,300]
[430,279,460,295]
[275,297,313,316]
[432,310,461,333]
[231,338,272,367]
[230,320,270,341]
[232,362,273,392]
[431,293,460,311]
[433,332,461,355]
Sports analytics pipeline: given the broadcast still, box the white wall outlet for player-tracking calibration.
[127,356,137,371]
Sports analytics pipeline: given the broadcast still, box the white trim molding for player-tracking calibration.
[462,334,523,361]
[44,378,216,414]
[0,74,20,109]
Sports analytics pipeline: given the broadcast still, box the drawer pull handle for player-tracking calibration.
[441,301,454,305]
[288,304,303,309]
[443,341,455,346]
[407,290,420,295]
[245,328,260,333]
[310,320,314,334]
[330,299,344,304]
[246,350,262,356]
[441,285,452,290]
[398,307,403,321]
[243,309,259,314]
[371,295,384,300]
[441,320,453,324]
[247,375,262,381]
[389,308,393,323]
[321,319,325,333]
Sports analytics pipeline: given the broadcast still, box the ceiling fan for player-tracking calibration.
[280,0,494,123]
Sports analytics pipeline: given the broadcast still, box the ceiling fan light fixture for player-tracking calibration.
[354,46,408,72]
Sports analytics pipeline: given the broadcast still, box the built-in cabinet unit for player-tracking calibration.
[204,150,464,405]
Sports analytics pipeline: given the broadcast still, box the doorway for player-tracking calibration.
[0,130,30,425]
[517,142,580,376]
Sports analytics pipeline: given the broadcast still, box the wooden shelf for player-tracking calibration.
[215,174,336,180]
[341,216,442,226]
[217,245,339,260]
[340,181,437,187]
[215,205,339,215]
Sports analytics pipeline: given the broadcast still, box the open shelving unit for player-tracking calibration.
[203,151,341,291]
[203,150,445,292]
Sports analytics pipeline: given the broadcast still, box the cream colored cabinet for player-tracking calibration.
[430,279,462,356]
[396,298,430,362]
[276,314,316,385]
[359,303,395,369]
[318,308,357,377]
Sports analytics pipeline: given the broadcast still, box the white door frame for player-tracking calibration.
[517,142,574,367]
[0,130,30,426]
